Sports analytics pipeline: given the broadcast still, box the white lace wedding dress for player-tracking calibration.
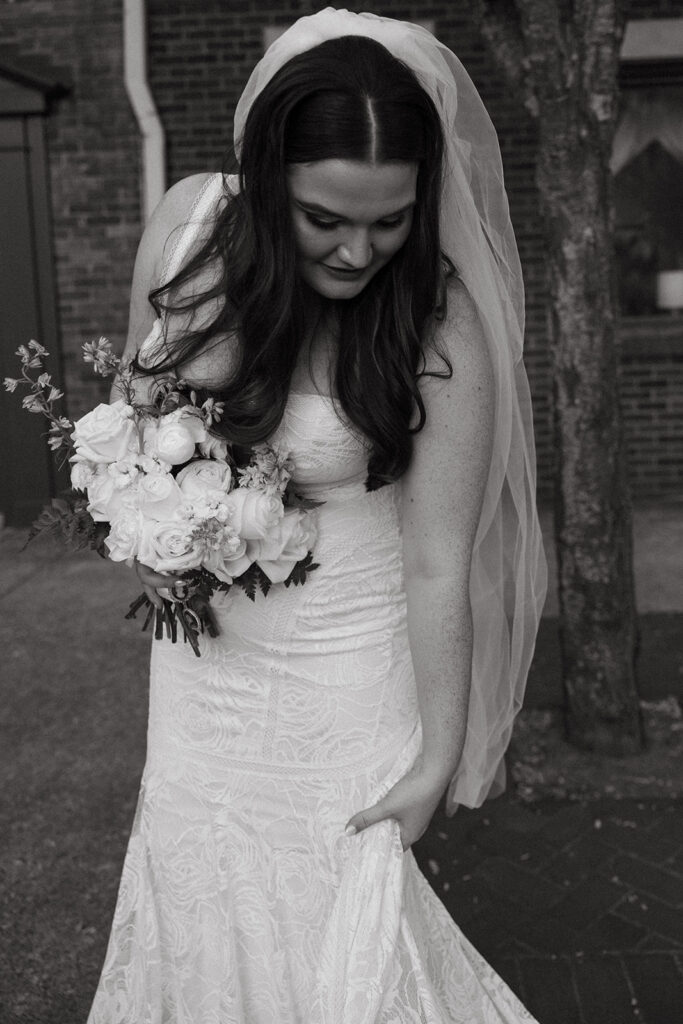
[87,176,538,1024]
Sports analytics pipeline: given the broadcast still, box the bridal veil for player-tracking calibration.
[233,8,548,810]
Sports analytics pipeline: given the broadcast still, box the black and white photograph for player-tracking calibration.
[1,2,682,1022]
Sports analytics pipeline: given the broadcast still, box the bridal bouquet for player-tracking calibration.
[5,338,320,656]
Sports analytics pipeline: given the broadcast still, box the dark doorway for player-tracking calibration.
[0,57,67,526]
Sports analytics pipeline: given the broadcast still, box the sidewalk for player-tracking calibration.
[1,506,682,1023]
[414,796,683,1024]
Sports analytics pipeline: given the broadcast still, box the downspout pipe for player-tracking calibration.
[123,0,166,224]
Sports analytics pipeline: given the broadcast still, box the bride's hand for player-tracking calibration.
[344,759,448,852]
[134,559,184,609]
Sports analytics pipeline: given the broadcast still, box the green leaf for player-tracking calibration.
[286,493,325,510]
[22,490,102,552]
[283,551,320,588]
[233,565,258,601]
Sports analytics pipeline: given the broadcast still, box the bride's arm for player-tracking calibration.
[401,279,494,787]
[110,171,215,405]
[345,279,494,848]
[113,172,214,605]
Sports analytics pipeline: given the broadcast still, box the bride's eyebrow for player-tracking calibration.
[294,199,416,219]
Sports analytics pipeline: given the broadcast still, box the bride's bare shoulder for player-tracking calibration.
[421,275,483,372]
[149,173,219,287]
[123,173,219,365]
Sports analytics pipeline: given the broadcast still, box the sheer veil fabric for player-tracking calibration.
[235,8,547,809]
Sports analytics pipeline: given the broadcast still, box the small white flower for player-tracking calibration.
[198,436,230,461]
[107,457,140,490]
[70,460,98,492]
[201,397,225,425]
[21,393,44,414]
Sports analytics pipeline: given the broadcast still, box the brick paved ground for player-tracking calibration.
[414,794,683,1024]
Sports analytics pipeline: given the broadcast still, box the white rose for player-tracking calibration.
[227,487,284,540]
[176,459,233,501]
[105,505,144,562]
[87,466,134,523]
[252,509,317,583]
[70,460,97,492]
[150,408,208,466]
[204,538,253,584]
[71,401,137,464]
[137,473,184,522]
[137,520,203,574]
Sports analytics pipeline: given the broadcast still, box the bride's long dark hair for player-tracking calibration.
[140,36,454,490]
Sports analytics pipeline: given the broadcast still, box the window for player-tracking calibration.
[613,20,683,318]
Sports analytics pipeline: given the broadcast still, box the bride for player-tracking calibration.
[88,9,546,1022]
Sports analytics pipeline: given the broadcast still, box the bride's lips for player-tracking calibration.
[321,264,367,278]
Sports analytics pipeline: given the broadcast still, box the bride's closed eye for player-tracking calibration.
[305,213,407,231]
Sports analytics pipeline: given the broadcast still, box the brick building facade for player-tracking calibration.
[1,0,682,515]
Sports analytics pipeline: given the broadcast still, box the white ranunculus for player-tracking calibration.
[155,424,196,466]
[226,487,284,540]
[252,509,318,583]
[137,473,184,522]
[105,505,144,562]
[176,459,233,501]
[71,401,137,464]
[150,408,209,466]
[137,520,203,574]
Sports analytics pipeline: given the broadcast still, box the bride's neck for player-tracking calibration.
[299,291,341,349]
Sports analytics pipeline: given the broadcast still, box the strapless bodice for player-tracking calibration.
[268,391,371,499]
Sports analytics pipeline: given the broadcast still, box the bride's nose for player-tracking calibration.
[337,232,373,269]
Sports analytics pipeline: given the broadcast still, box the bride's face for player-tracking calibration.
[286,159,418,299]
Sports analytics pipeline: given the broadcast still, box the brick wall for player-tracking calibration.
[621,322,683,493]
[0,0,141,418]
[2,0,682,497]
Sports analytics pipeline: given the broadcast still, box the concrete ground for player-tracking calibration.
[0,502,682,1023]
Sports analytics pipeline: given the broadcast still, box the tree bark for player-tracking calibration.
[475,0,644,752]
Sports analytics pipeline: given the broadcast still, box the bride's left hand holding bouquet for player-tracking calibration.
[4,338,320,656]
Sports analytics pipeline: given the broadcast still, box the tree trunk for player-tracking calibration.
[476,0,644,752]
[537,107,642,753]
